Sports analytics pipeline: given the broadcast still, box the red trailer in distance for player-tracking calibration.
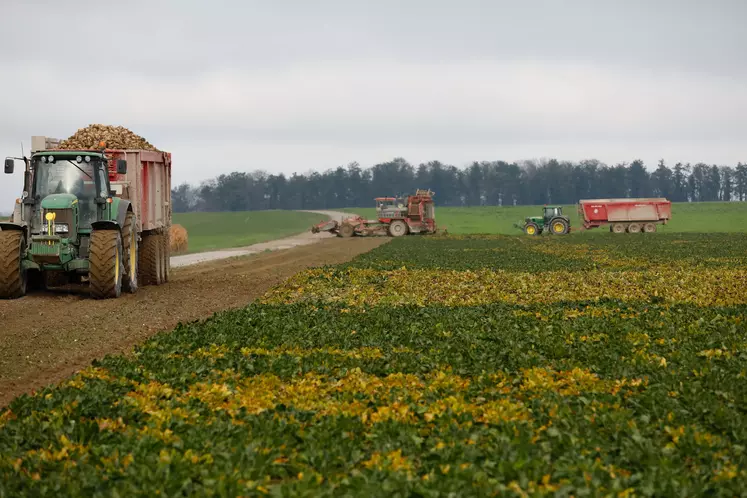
[578,198,672,233]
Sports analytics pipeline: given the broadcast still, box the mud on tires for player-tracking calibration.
[388,220,408,237]
[338,224,355,238]
[0,230,27,299]
[160,230,170,283]
[138,233,163,286]
[89,230,124,299]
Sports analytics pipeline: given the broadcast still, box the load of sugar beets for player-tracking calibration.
[0,124,174,301]
[57,124,159,151]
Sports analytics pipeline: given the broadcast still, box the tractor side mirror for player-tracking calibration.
[116,159,127,174]
[4,158,14,174]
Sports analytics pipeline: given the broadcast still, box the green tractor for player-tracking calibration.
[515,205,571,235]
[1,150,137,299]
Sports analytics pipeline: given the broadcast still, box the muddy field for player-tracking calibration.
[0,237,387,407]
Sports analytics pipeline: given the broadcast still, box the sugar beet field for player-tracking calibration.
[2,233,747,496]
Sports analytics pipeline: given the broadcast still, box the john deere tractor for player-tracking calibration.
[1,150,136,299]
[515,206,570,235]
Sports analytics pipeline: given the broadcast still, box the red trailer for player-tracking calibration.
[578,198,671,233]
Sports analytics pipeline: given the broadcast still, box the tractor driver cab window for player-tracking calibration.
[34,158,95,201]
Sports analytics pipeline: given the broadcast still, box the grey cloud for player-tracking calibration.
[1,0,746,203]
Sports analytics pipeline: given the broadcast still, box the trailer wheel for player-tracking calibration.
[627,223,641,233]
[0,230,27,299]
[388,220,408,237]
[524,222,539,236]
[338,224,355,238]
[643,223,657,233]
[89,230,123,299]
[612,223,626,234]
[139,233,163,286]
[161,230,170,283]
[122,211,138,293]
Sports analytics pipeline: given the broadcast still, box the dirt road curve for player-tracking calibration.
[172,210,355,268]
[0,237,387,407]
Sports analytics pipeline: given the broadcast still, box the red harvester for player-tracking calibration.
[311,189,438,237]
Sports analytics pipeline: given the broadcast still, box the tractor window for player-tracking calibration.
[33,159,95,201]
[32,157,101,229]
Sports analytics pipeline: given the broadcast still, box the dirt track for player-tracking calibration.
[0,237,387,407]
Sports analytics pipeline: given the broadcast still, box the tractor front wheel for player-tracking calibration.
[0,230,27,299]
[550,218,570,235]
[388,220,408,237]
[338,224,355,238]
[524,222,540,236]
[89,229,124,299]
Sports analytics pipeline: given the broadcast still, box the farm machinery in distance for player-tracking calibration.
[514,205,571,235]
[514,198,672,235]
[312,189,438,237]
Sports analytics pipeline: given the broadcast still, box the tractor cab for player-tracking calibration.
[375,197,406,219]
[28,151,118,238]
[543,206,563,222]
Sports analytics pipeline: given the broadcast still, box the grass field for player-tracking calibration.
[351,201,747,234]
[171,210,327,253]
[2,232,746,495]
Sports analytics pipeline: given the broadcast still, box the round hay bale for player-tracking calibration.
[169,224,188,253]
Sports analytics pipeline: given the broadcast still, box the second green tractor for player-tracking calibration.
[515,205,570,235]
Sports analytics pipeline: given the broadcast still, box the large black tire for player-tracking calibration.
[549,218,570,235]
[0,230,27,299]
[138,233,162,286]
[160,231,170,283]
[338,224,355,238]
[388,220,408,237]
[122,211,138,293]
[89,230,123,299]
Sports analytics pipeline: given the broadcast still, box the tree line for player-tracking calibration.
[171,158,747,212]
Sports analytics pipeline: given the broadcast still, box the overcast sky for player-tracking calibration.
[1,0,746,206]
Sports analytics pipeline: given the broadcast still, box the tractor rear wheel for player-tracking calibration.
[627,223,641,233]
[550,218,570,235]
[524,222,539,236]
[388,220,408,237]
[612,223,626,234]
[89,230,123,299]
[644,223,657,233]
[0,230,27,299]
[139,233,163,286]
[122,211,138,293]
[338,224,355,238]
